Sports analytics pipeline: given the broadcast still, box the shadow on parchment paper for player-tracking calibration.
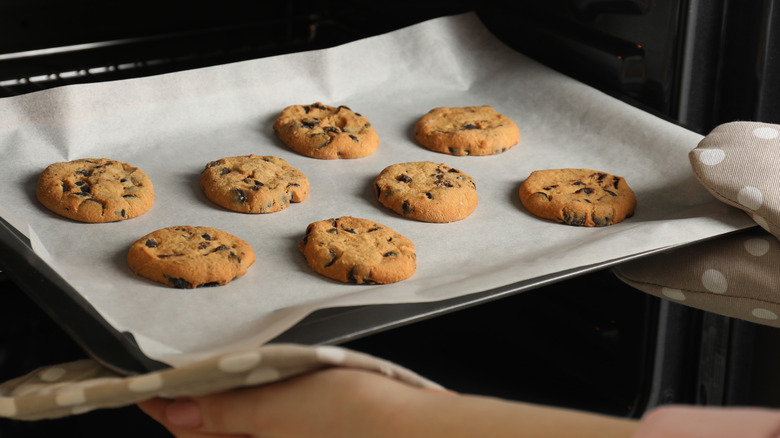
[509,174,719,226]
[256,112,293,154]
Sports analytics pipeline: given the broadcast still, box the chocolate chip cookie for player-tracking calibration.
[518,169,636,227]
[374,161,478,223]
[299,216,416,284]
[36,158,154,223]
[200,155,309,213]
[414,105,520,156]
[272,102,380,159]
[127,225,255,288]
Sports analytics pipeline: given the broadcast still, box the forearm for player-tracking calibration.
[377,386,639,438]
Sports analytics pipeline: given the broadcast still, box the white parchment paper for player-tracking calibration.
[0,13,753,367]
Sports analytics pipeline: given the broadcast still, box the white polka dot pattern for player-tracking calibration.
[127,374,164,393]
[617,122,780,329]
[689,122,780,238]
[753,126,779,139]
[752,308,779,320]
[0,344,442,421]
[614,227,780,329]
[218,351,263,373]
[38,367,67,383]
[315,346,347,364]
[701,269,728,294]
[737,186,763,211]
[661,287,686,301]
[54,390,87,407]
[698,148,726,165]
[744,238,770,256]
[245,367,282,386]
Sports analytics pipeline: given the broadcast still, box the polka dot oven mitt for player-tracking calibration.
[0,343,443,421]
[614,122,780,327]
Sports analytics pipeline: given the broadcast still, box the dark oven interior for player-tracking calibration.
[2,1,780,436]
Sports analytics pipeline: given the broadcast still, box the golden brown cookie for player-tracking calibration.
[127,225,255,288]
[272,102,379,159]
[518,169,636,227]
[299,216,416,284]
[200,155,309,213]
[374,161,478,223]
[414,105,520,156]
[36,158,154,223]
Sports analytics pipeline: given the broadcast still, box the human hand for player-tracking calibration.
[139,366,638,438]
[138,367,430,438]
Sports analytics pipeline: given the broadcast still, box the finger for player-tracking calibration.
[138,398,250,438]
[137,397,172,426]
[188,388,269,435]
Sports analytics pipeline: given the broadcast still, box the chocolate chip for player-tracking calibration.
[383,251,398,257]
[75,169,91,176]
[572,181,586,186]
[374,183,382,198]
[543,185,558,190]
[197,242,210,250]
[327,228,338,234]
[201,233,212,240]
[612,177,621,189]
[323,126,340,134]
[197,282,221,288]
[348,266,358,283]
[337,105,352,112]
[316,137,332,149]
[562,210,586,226]
[145,239,158,248]
[368,227,383,232]
[233,189,248,204]
[605,190,618,197]
[325,248,338,267]
[402,201,414,215]
[119,209,126,217]
[462,123,479,130]
[215,245,229,251]
[122,194,137,199]
[220,167,230,175]
[61,183,69,192]
[349,134,359,143]
[342,228,357,234]
[533,192,550,201]
[575,187,595,195]
[165,275,192,289]
[397,174,412,183]
[593,215,613,226]
[301,119,320,129]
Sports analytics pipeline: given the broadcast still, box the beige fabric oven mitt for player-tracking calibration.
[0,343,442,421]
[615,122,780,327]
